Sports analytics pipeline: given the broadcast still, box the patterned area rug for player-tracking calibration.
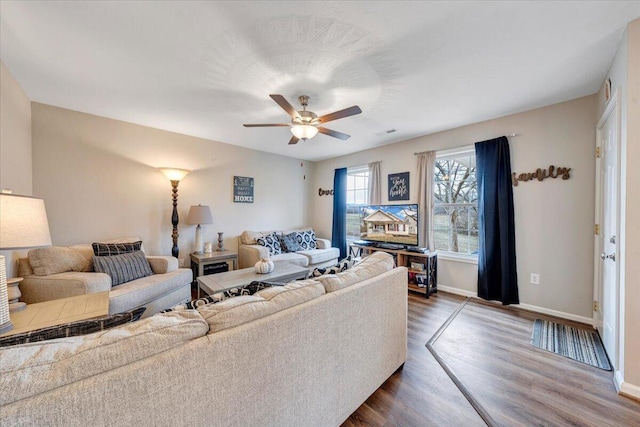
[531,319,611,370]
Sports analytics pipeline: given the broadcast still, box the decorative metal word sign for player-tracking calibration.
[388,172,410,201]
[511,165,571,186]
[318,188,334,196]
[233,176,254,203]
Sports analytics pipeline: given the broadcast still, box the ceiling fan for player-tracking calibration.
[243,94,362,145]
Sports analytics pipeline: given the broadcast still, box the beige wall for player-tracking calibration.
[0,61,31,194]
[31,103,315,265]
[0,61,33,277]
[313,96,597,320]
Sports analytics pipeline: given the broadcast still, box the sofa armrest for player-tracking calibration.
[238,244,270,269]
[146,256,178,274]
[19,272,112,304]
[316,238,331,249]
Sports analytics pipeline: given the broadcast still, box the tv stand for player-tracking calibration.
[350,244,437,298]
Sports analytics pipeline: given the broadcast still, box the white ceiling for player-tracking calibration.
[1,1,638,162]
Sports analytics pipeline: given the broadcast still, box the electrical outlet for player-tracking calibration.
[530,273,540,285]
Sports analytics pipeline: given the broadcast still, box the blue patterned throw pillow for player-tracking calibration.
[256,232,282,255]
[296,229,317,250]
[92,251,153,287]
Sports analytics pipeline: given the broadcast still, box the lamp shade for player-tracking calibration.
[291,124,318,140]
[186,205,213,225]
[0,193,52,250]
[158,168,190,182]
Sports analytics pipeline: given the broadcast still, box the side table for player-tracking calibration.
[0,291,110,337]
[190,251,238,288]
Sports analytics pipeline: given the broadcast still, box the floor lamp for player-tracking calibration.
[0,193,52,334]
[158,168,190,258]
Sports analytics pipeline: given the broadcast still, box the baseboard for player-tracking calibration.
[517,302,594,326]
[437,285,477,298]
[616,373,640,401]
[437,285,594,326]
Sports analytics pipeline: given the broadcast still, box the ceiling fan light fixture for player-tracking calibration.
[291,124,318,140]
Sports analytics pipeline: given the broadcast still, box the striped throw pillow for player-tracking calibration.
[92,251,153,287]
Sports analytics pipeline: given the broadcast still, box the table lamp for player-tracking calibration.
[0,192,52,334]
[186,205,213,254]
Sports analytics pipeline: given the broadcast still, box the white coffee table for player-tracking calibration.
[197,261,310,298]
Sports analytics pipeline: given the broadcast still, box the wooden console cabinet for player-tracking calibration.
[351,244,437,298]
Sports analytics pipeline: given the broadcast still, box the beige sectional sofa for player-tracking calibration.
[0,252,407,427]
[16,238,191,317]
[238,227,340,269]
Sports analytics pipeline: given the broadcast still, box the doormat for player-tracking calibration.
[531,319,611,370]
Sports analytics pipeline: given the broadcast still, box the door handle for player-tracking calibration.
[600,252,616,261]
[610,235,616,244]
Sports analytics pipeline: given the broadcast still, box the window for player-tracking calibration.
[346,165,369,242]
[433,147,478,255]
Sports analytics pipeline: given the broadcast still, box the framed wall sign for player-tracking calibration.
[388,172,410,201]
[233,176,254,203]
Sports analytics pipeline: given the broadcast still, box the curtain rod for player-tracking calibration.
[344,161,382,169]
[413,133,519,155]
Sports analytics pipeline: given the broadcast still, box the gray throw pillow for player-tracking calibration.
[92,250,153,287]
[279,232,303,253]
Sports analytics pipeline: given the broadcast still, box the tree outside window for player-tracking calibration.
[346,166,369,242]
[433,151,478,254]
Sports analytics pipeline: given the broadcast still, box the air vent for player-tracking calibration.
[375,129,397,136]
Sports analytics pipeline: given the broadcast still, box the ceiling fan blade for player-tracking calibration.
[317,127,350,140]
[288,135,300,145]
[243,123,290,127]
[317,105,362,123]
[270,94,301,120]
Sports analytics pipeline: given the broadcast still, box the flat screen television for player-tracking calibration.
[357,204,419,247]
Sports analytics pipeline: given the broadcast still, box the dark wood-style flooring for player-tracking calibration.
[343,292,640,427]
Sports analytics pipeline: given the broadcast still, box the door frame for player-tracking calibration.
[593,87,621,368]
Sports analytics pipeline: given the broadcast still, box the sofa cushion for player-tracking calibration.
[315,252,395,292]
[198,279,324,333]
[92,240,143,256]
[92,251,154,287]
[298,247,340,265]
[146,255,179,274]
[0,307,146,348]
[270,252,309,267]
[256,232,282,256]
[0,310,208,406]
[108,267,192,315]
[28,246,94,276]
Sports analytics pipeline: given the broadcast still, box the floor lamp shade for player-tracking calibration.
[0,193,53,334]
[187,205,213,254]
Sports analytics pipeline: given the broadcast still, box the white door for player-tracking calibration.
[595,91,620,370]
